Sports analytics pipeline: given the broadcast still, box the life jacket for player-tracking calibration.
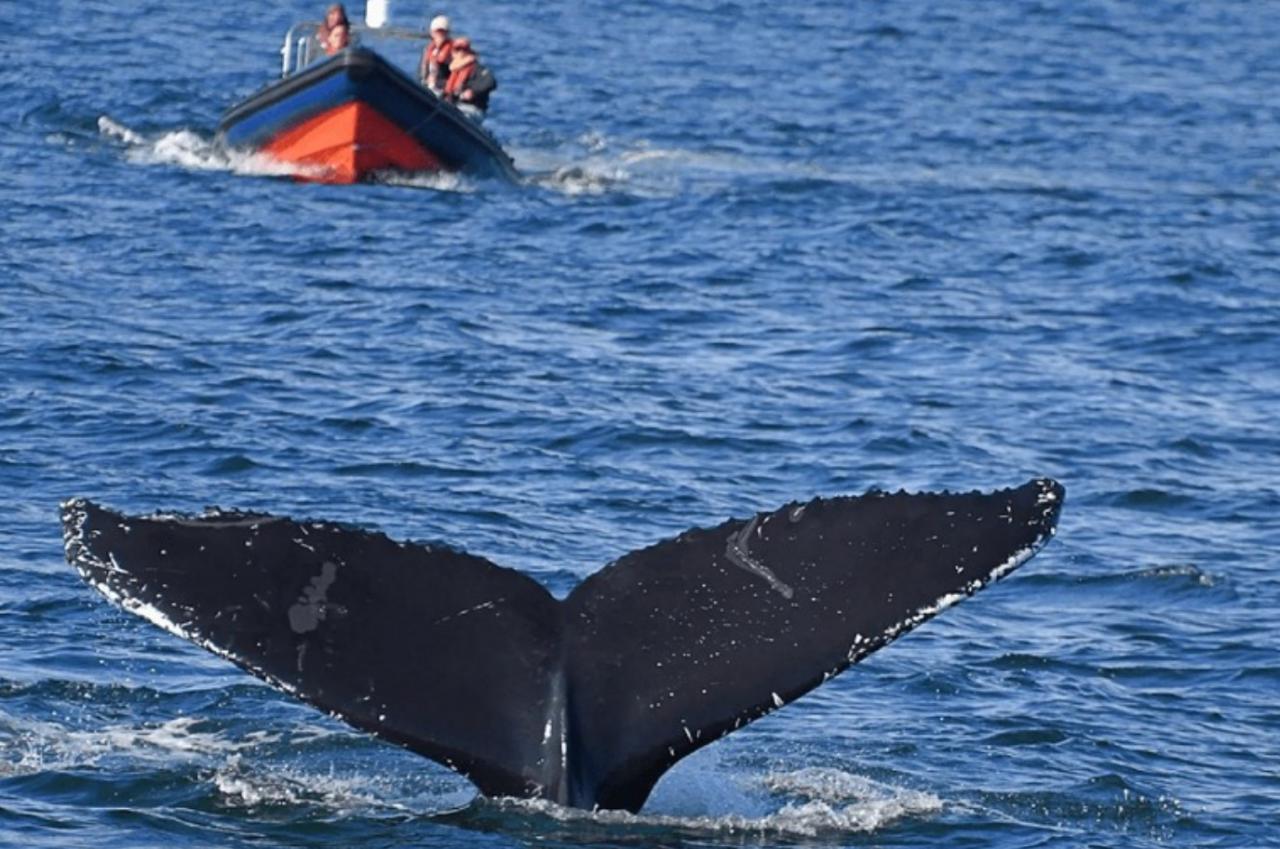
[424,40,453,83]
[444,55,477,99]
[323,24,349,55]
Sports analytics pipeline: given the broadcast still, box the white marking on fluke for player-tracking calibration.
[432,598,503,626]
[287,561,339,634]
[725,515,795,600]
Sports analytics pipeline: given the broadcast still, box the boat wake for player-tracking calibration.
[95,118,761,197]
[516,135,682,198]
[94,118,702,197]
[97,115,478,192]
[527,164,634,196]
[515,131,810,199]
[97,115,312,179]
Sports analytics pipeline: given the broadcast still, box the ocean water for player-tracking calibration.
[3,0,1279,846]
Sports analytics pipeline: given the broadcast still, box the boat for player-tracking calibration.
[217,9,518,184]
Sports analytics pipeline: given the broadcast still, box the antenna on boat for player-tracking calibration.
[365,0,389,28]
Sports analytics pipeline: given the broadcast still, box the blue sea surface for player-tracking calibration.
[3,1,1279,846]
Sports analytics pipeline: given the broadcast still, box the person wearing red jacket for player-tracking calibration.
[443,37,496,119]
[317,4,350,55]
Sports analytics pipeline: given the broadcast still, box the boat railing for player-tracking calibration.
[281,22,321,77]
[280,22,429,78]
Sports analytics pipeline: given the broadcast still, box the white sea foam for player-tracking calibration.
[98,115,322,179]
[523,161,636,196]
[97,115,147,146]
[98,115,484,190]
[510,133,685,197]
[376,169,473,193]
[1,703,937,833]
[0,709,465,816]
[212,755,419,813]
[484,767,941,838]
[0,714,243,776]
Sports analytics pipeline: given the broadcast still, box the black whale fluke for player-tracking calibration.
[62,478,1063,812]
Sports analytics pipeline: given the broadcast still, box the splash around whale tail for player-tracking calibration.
[62,478,1063,812]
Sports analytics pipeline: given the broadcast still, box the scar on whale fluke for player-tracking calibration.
[61,478,1063,813]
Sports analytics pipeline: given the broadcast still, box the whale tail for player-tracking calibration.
[62,478,1063,812]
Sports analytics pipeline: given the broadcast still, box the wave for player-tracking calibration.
[957,777,1187,842]
[1021,562,1218,591]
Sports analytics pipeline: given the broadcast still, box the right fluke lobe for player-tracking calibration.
[63,478,1064,812]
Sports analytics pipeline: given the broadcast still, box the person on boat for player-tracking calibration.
[443,37,497,120]
[317,3,351,55]
[418,15,454,93]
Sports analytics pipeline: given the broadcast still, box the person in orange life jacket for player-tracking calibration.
[418,15,453,92]
[317,4,351,55]
[443,37,496,117]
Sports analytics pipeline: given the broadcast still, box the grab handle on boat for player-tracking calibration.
[280,22,318,77]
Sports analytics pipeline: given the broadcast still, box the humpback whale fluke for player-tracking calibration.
[61,478,1063,812]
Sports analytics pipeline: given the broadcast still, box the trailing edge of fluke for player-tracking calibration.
[62,477,1063,812]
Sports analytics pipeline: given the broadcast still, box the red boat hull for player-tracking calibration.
[262,101,442,184]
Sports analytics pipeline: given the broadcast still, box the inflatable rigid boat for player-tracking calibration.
[218,37,517,184]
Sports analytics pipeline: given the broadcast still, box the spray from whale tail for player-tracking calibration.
[62,478,1063,813]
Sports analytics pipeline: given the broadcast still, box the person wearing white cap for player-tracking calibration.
[418,14,454,92]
